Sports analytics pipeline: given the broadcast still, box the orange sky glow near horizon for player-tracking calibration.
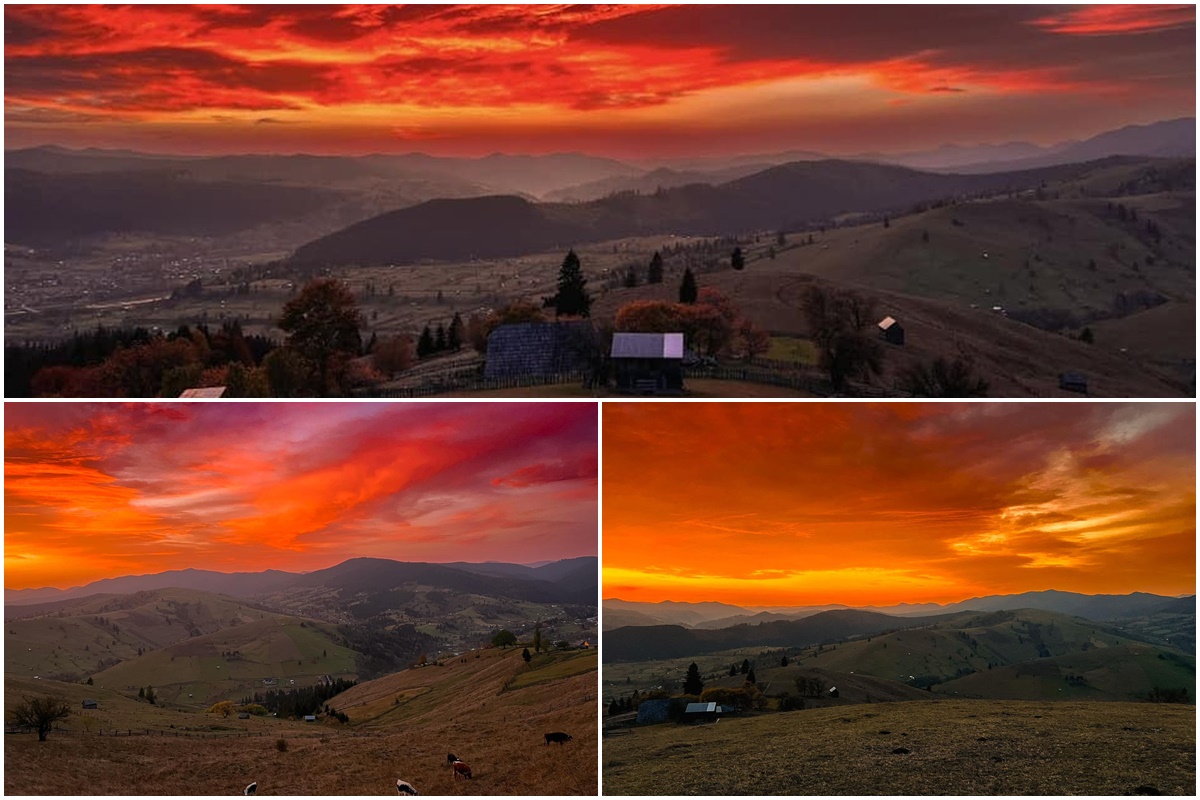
[4,402,597,591]
[4,4,1195,157]
[603,403,1195,607]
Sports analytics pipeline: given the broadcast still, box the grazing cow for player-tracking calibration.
[395,779,419,795]
[544,732,573,746]
[445,753,459,766]
[451,761,472,780]
[243,782,257,796]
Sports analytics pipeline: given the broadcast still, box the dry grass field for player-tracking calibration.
[602,699,1195,795]
[5,646,598,795]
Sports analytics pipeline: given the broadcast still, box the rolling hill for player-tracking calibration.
[5,644,598,795]
[289,156,1176,266]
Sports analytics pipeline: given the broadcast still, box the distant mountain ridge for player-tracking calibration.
[5,556,598,606]
[606,590,1192,631]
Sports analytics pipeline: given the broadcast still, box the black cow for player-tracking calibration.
[446,753,459,766]
[544,731,573,745]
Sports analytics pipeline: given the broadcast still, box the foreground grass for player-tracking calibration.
[602,699,1194,795]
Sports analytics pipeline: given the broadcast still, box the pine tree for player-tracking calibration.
[522,647,532,665]
[781,654,789,667]
[553,249,591,317]
[731,247,745,271]
[747,667,756,684]
[683,662,704,695]
[448,313,464,351]
[740,658,750,675]
[679,268,698,304]
[647,251,664,284]
[729,664,738,677]
[435,323,446,352]
[417,325,434,358]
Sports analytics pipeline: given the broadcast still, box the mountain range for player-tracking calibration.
[5,556,597,608]
[605,590,1194,630]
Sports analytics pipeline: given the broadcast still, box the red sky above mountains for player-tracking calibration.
[5,4,1195,156]
[604,403,1195,606]
[4,403,597,590]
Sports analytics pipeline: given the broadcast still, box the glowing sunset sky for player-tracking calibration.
[5,402,597,590]
[4,4,1195,157]
[604,403,1195,606]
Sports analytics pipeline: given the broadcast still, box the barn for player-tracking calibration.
[877,316,905,345]
[634,698,670,725]
[179,386,226,398]
[682,701,722,723]
[610,332,685,394]
[81,699,98,710]
[484,322,598,379]
[303,715,317,722]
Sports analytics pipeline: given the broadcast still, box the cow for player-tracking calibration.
[452,761,472,780]
[243,782,257,796]
[544,732,573,746]
[395,779,419,795]
[445,753,459,766]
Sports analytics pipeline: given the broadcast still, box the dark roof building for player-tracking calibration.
[484,322,597,379]
[81,699,98,709]
[611,332,685,394]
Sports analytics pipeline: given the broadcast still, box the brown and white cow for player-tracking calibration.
[451,761,473,780]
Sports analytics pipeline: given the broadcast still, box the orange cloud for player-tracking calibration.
[5,402,597,589]
[603,403,1195,606]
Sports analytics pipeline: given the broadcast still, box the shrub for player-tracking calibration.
[276,738,289,752]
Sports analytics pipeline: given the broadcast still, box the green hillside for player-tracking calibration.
[91,616,358,707]
[4,589,293,683]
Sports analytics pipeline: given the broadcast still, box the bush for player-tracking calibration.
[276,738,289,752]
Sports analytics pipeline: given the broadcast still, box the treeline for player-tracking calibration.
[240,678,357,718]
[5,322,276,397]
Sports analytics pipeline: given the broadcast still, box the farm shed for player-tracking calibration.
[81,699,98,709]
[611,332,684,394]
[237,712,250,719]
[635,699,671,725]
[877,316,905,345]
[683,701,722,723]
[484,321,597,379]
[179,386,226,398]
[304,715,317,722]
[1059,372,1088,394]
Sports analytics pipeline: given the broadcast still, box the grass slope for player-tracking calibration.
[602,699,1195,795]
[6,646,597,795]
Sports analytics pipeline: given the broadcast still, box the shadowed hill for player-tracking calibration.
[290,157,1169,266]
[604,610,948,663]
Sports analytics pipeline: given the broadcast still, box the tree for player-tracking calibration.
[278,278,363,393]
[372,335,414,378]
[647,251,664,284]
[86,677,94,686]
[533,621,543,654]
[9,696,72,741]
[448,313,465,351]
[434,323,447,352]
[747,667,757,685]
[801,285,884,392]
[208,700,236,718]
[731,247,745,271]
[145,686,156,705]
[522,647,532,665]
[678,267,698,304]
[683,662,704,695]
[553,249,592,317]
[138,687,145,699]
[623,267,639,288]
[262,347,316,397]
[781,655,789,667]
[740,658,750,675]
[417,325,435,359]
[492,629,517,648]
[729,664,738,677]
[897,356,989,397]
[1080,326,1094,344]
[737,318,771,361]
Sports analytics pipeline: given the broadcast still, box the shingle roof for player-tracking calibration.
[484,322,595,378]
[611,332,685,359]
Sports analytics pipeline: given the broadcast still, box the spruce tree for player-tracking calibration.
[683,662,704,695]
[679,268,698,304]
[554,249,591,317]
[417,325,434,358]
[647,251,664,284]
[731,247,745,271]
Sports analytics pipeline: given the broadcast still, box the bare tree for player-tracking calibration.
[801,285,884,392]
[10,696,72,741]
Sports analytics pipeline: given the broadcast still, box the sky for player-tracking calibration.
[4,402,597,590]
[4,4,1195,158]
[603,403,1196,607]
